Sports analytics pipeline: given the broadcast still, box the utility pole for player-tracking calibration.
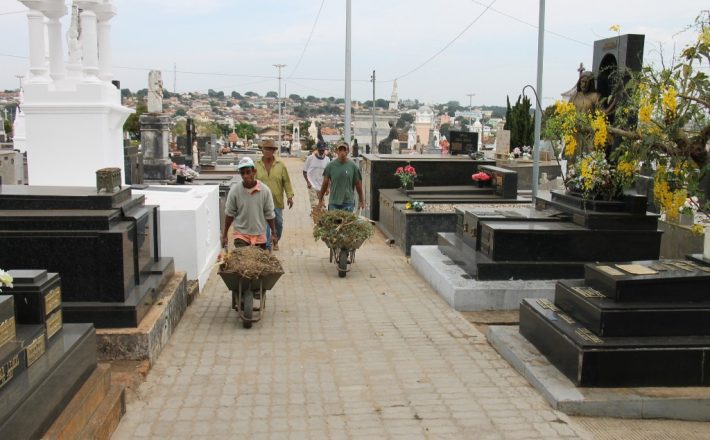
[273,63,286,156]
[370,70,376,149]
[532,0,545,200]
[466,93,475,128]
[173,63,176,93]
[344,0,352,146]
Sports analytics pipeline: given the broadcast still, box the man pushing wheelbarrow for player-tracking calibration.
[314,141,372,277]
[220,157,284,328]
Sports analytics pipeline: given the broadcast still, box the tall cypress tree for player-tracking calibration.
[505,95,534,150]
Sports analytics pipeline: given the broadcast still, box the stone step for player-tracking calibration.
[555,279,710,337]
[584,259,710,302]
[76,384,125,440]
[42,363,111,439]
[520,298,710,387]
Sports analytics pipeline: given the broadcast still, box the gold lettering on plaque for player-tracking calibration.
[25,335,46,367]
[44,286,62,315]
[576,328,603,344]
[596,265,625,277]
[536,298,559,312]
[572,286,605,298]
[684,261,710,273]
[0,317,16,347]
[0,354,20,389]
[46,312,63,340]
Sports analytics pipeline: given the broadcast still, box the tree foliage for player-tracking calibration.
[123,101,146,139]
[504,95,534,149]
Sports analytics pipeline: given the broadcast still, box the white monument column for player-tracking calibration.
[42,1,67,82]
[78,2,100,81]
[95,1,116,83]
[20,1,49,82]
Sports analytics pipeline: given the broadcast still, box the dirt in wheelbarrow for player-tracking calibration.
[220,246,284,279]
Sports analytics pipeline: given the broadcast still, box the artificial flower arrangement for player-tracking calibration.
[394,164,417,188]
[0,269,13,292]
[471,171,491,182]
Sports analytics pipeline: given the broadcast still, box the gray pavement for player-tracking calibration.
[112,157,706,440]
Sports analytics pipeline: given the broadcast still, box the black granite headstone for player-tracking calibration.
[4,270,61,325]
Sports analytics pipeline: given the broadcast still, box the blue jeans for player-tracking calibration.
[265,208,283,250]
[328,203,355,212]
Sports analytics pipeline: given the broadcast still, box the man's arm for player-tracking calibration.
[355,180,365,210]
[282,166,295,209]
[318,176,330,207]
[302,170,311,188]
[267,218,277,245]
[222,215,234,248]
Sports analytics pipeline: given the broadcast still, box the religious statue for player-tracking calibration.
[308,120,317,142]
[147,70,164,114]
[377,120,398,154]
[407,124,416,149]
[568,70,614,156]
[569,71,603,115]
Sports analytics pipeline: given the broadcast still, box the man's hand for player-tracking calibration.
[287,197,294,209]
[358,200,365,210]
[318,199,325,209]
[221,234,228,248]
[271,231,278,245]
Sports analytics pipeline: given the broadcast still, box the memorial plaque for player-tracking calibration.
[0,317,16,348]
[0,342,23,390]
[616,264,657,275]
[45,310,62,340]
[449,130,478,155]
[596,265,624,277]
[44,286,61,316]
[15,325,46,368]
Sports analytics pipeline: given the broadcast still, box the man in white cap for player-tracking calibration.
[222,157,277,250]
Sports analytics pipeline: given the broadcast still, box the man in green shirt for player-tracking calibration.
[256,139,294,250]
[318,141,364,212]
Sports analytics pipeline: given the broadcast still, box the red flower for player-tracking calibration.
[395,167,404,174]
[472,172,491,182]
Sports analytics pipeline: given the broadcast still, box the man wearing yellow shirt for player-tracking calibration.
[256,139,294,251]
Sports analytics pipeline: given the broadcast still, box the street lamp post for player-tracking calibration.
[371,70,376,150]
[466,93,475,129]
[344,0,352,147]
[273,63,286,156]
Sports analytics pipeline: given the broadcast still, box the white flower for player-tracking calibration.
[0,269,13,291]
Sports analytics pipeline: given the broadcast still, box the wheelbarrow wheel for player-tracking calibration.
[242,290,253,328]
[337,248,348,278]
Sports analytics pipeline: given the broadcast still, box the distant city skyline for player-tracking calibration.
[0,0,704,107]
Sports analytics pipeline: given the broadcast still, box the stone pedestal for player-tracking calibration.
[123,144,143,185]
[140,114,172,182]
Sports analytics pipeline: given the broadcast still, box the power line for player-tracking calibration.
[287,0,326,80]
[391,0,497,82]
[469,0,591,46]
[0,10,26,16]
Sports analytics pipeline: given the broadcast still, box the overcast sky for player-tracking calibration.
[0,0,705,107]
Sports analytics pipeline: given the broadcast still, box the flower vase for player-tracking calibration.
[678,213,694,226]
[401,182,414,191]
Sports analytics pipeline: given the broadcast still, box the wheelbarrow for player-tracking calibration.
[217,271,283,328]
[327,235,367,278]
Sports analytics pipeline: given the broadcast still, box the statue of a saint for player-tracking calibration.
[147,70,164,114]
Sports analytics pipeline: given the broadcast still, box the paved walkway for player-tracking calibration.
[111,157,704,440]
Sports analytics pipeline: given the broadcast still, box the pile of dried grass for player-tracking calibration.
[220,246,284,279]
[313,210,374,250]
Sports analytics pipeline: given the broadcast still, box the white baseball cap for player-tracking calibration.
[237,157,255,170]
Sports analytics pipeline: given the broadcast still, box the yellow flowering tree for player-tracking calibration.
[610,11,709,219]
[544,11,709,215]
